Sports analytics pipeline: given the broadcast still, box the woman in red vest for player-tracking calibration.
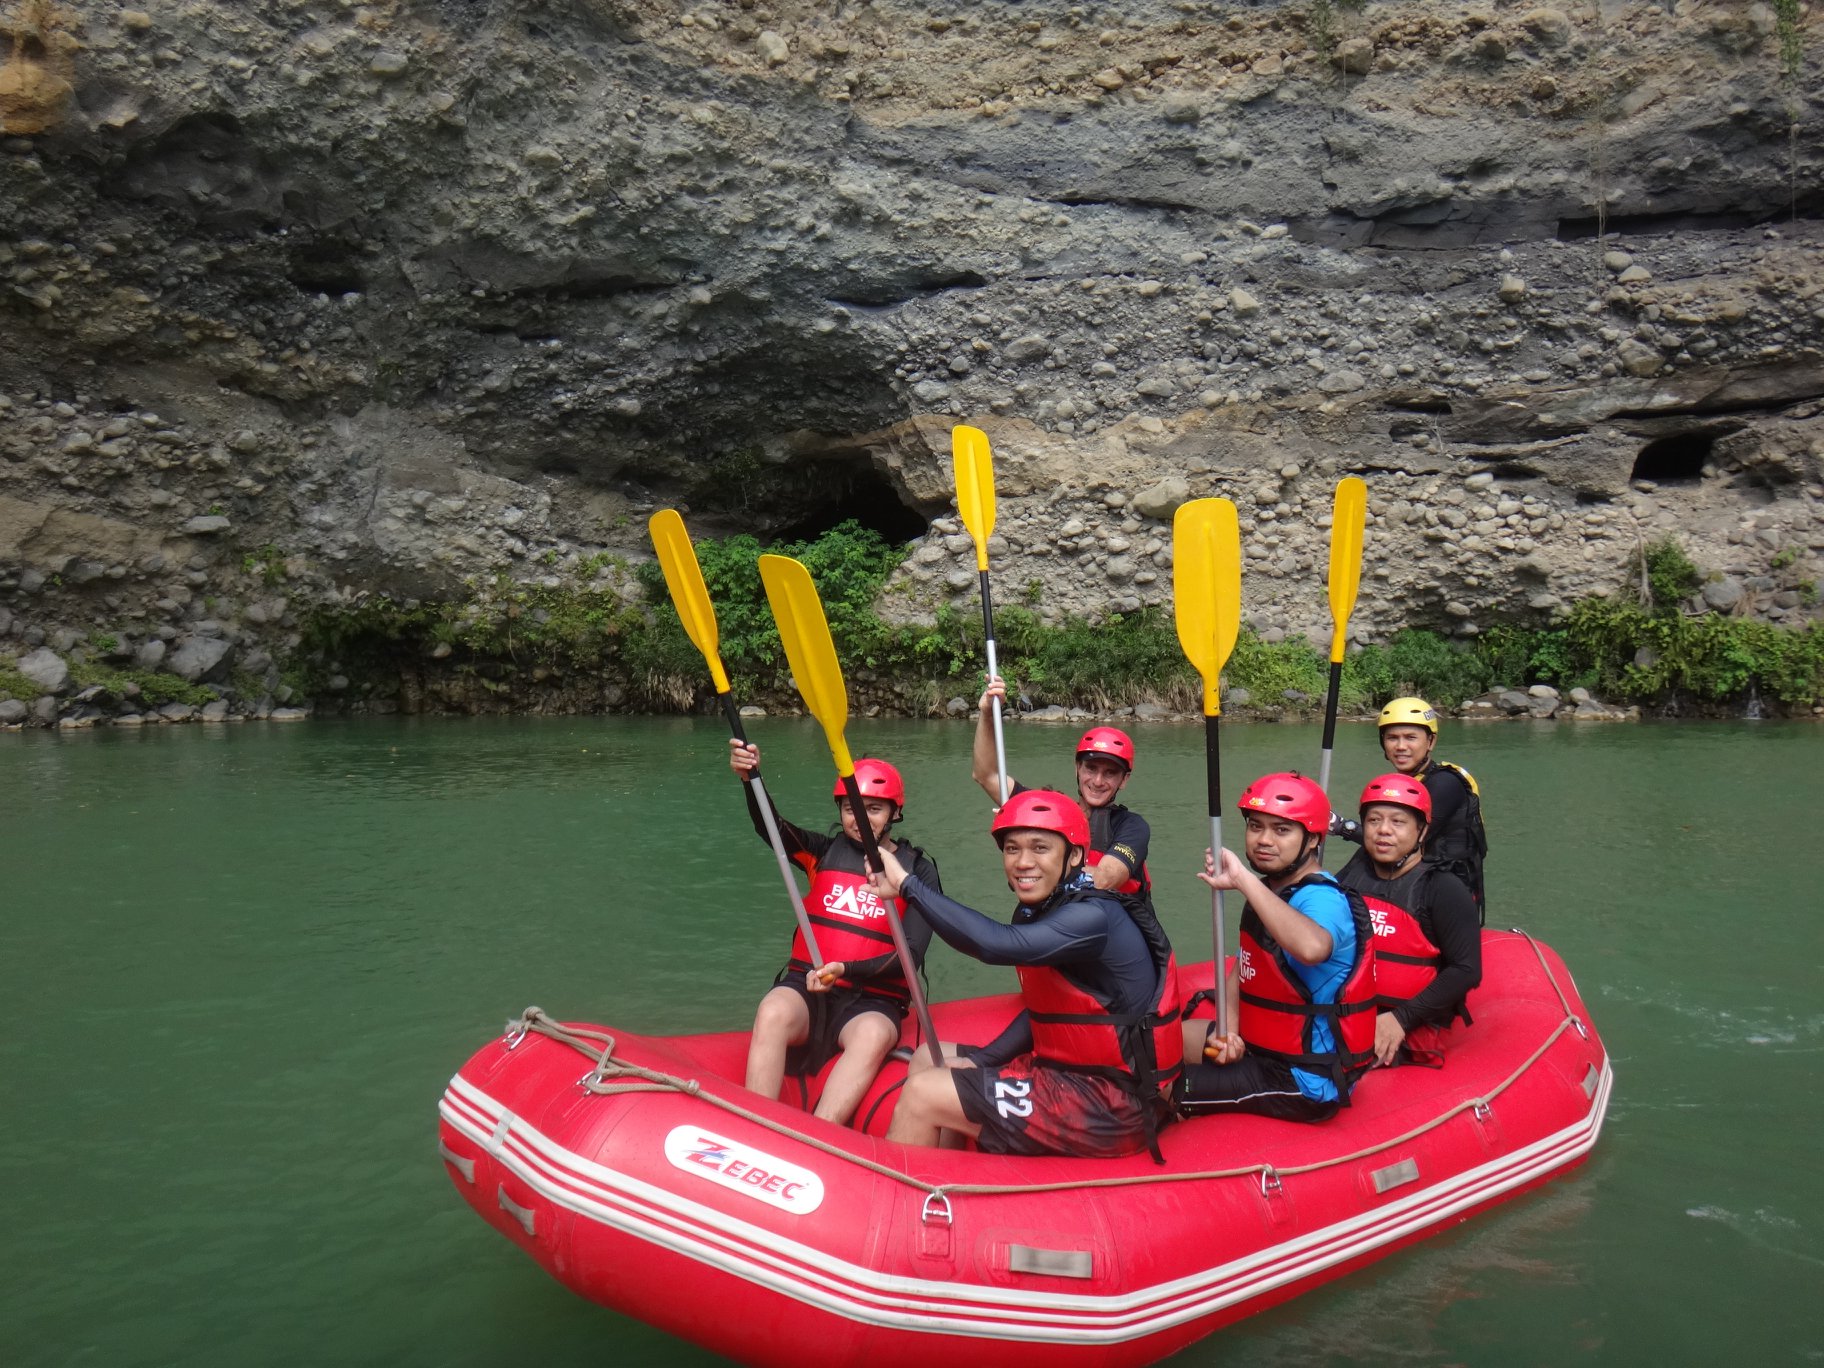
[728,741,940,1125]
[1336,773,1481,1067]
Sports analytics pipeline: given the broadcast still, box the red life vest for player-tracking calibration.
[1236,874,1377,1100]
[1364,894,1444,1008]
[1088,802,1149,895]
[1018,947,1184,1096]
[786,838,913,1005]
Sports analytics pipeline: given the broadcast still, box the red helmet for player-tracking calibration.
[1075,726,1134,771]
[990,789,1091,850]
[1237,771,1330,836]
[835,758,905,810]
[1359,772,1431,822]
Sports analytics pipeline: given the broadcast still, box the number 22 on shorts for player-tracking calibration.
[993,1078,1033,1118]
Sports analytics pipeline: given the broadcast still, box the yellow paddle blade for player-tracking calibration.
[1172,498,1242,717]
[1326,477,1368,664]
[648,509,731,694]
[952,424,996,572]
[757,554,855,776]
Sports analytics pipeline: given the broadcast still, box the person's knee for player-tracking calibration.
[752,991,803,1039]
[841,1014,898,1062]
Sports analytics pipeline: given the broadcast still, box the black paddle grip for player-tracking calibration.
[720,691,760,780]
[977,569,996,652]
[1320,660,1343,751]
[1204,714,1222,818]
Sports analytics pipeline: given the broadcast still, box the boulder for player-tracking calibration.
[1496,689,1533,714]
[1701,577,1745,612]
[167,635,232,683]
[1131,476,1191,521]
[1131,701,1170,722]
[0,698,26,723]
[157,702,196,721]
[17,646,69,694]
[180,514,232,535]
[135,638,168,670]
[200,700,230,721]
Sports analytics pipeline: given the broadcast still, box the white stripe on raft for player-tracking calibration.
[439,1059,1613,1344]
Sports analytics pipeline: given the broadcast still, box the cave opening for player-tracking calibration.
[770,461,929,547]
[1631,431,1715,484]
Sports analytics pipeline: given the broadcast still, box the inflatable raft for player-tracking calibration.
[438,929,1610,1366]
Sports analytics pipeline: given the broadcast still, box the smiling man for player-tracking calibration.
[1337,773,1481,1068]
[1177,772,1377,1122]
[973,675,1151,897]
[1374,697,1488,913]
[870,790,1181,1160]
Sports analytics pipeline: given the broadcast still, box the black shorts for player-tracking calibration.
[1176,1053,1340,1123]
[770,973,905,1077]
[951,1055,1154,1159]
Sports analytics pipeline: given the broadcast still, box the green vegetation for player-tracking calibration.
[294,523,1824,717]
[0,665,37,701]
[1635,536,1701,613]
[242,544,287,587]
[68,663,218,707]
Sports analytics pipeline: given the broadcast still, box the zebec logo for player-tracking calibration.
[663,1126,826,1214]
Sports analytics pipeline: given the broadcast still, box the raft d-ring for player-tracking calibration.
[504,1025,528,1051]
[921,1192,954,1227]
[1258,1167,1283,1197]
[1473,1099,1493,1122]
[578,1069,605,1090]
[1570,1016,1589,1040]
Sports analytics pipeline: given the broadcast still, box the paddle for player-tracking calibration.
[1318,477,1368,795]
[648,510,822,967]
[952,423,1009,804]
[757,553,945,1067]
[1172,498,1243,1039]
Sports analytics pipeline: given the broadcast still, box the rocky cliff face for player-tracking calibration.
[0,0,1819,715]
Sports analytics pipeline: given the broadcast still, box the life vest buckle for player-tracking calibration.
[921,1191,954,1227]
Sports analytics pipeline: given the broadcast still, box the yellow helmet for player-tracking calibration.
[1378,696,1439,734]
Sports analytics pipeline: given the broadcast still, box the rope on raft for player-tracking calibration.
[502,931,1592,1203]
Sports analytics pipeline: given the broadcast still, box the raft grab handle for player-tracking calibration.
[921,1192,953,1227]
[1008,1246,1093,1279]
[438,1141,476,1185]
[1370,1158,1420,1195]
[497,1187,536,1237]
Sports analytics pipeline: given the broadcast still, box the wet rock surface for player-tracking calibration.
[0,1,1820,722]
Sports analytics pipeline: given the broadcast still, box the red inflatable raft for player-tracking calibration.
[438,930,1610,1366]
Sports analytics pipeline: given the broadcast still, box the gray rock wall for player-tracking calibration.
[1,0,1820,711]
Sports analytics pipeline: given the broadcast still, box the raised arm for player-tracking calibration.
[972,675,1014,803]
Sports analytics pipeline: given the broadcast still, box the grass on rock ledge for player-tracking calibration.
[294,523,1824,716]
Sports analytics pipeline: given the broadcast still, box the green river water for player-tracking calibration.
[4,716,1821,1366]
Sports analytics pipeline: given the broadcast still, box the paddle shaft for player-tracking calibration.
[838,774,944,1068]
[978,569,1009,805]
[1204,714,1229,1039]
[720,692,824,968]
[1317,658,1344,794]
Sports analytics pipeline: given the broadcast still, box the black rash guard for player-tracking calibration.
[742,783,938,981]
[900,872,1159,1067]
[1335,849,1481,1031]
